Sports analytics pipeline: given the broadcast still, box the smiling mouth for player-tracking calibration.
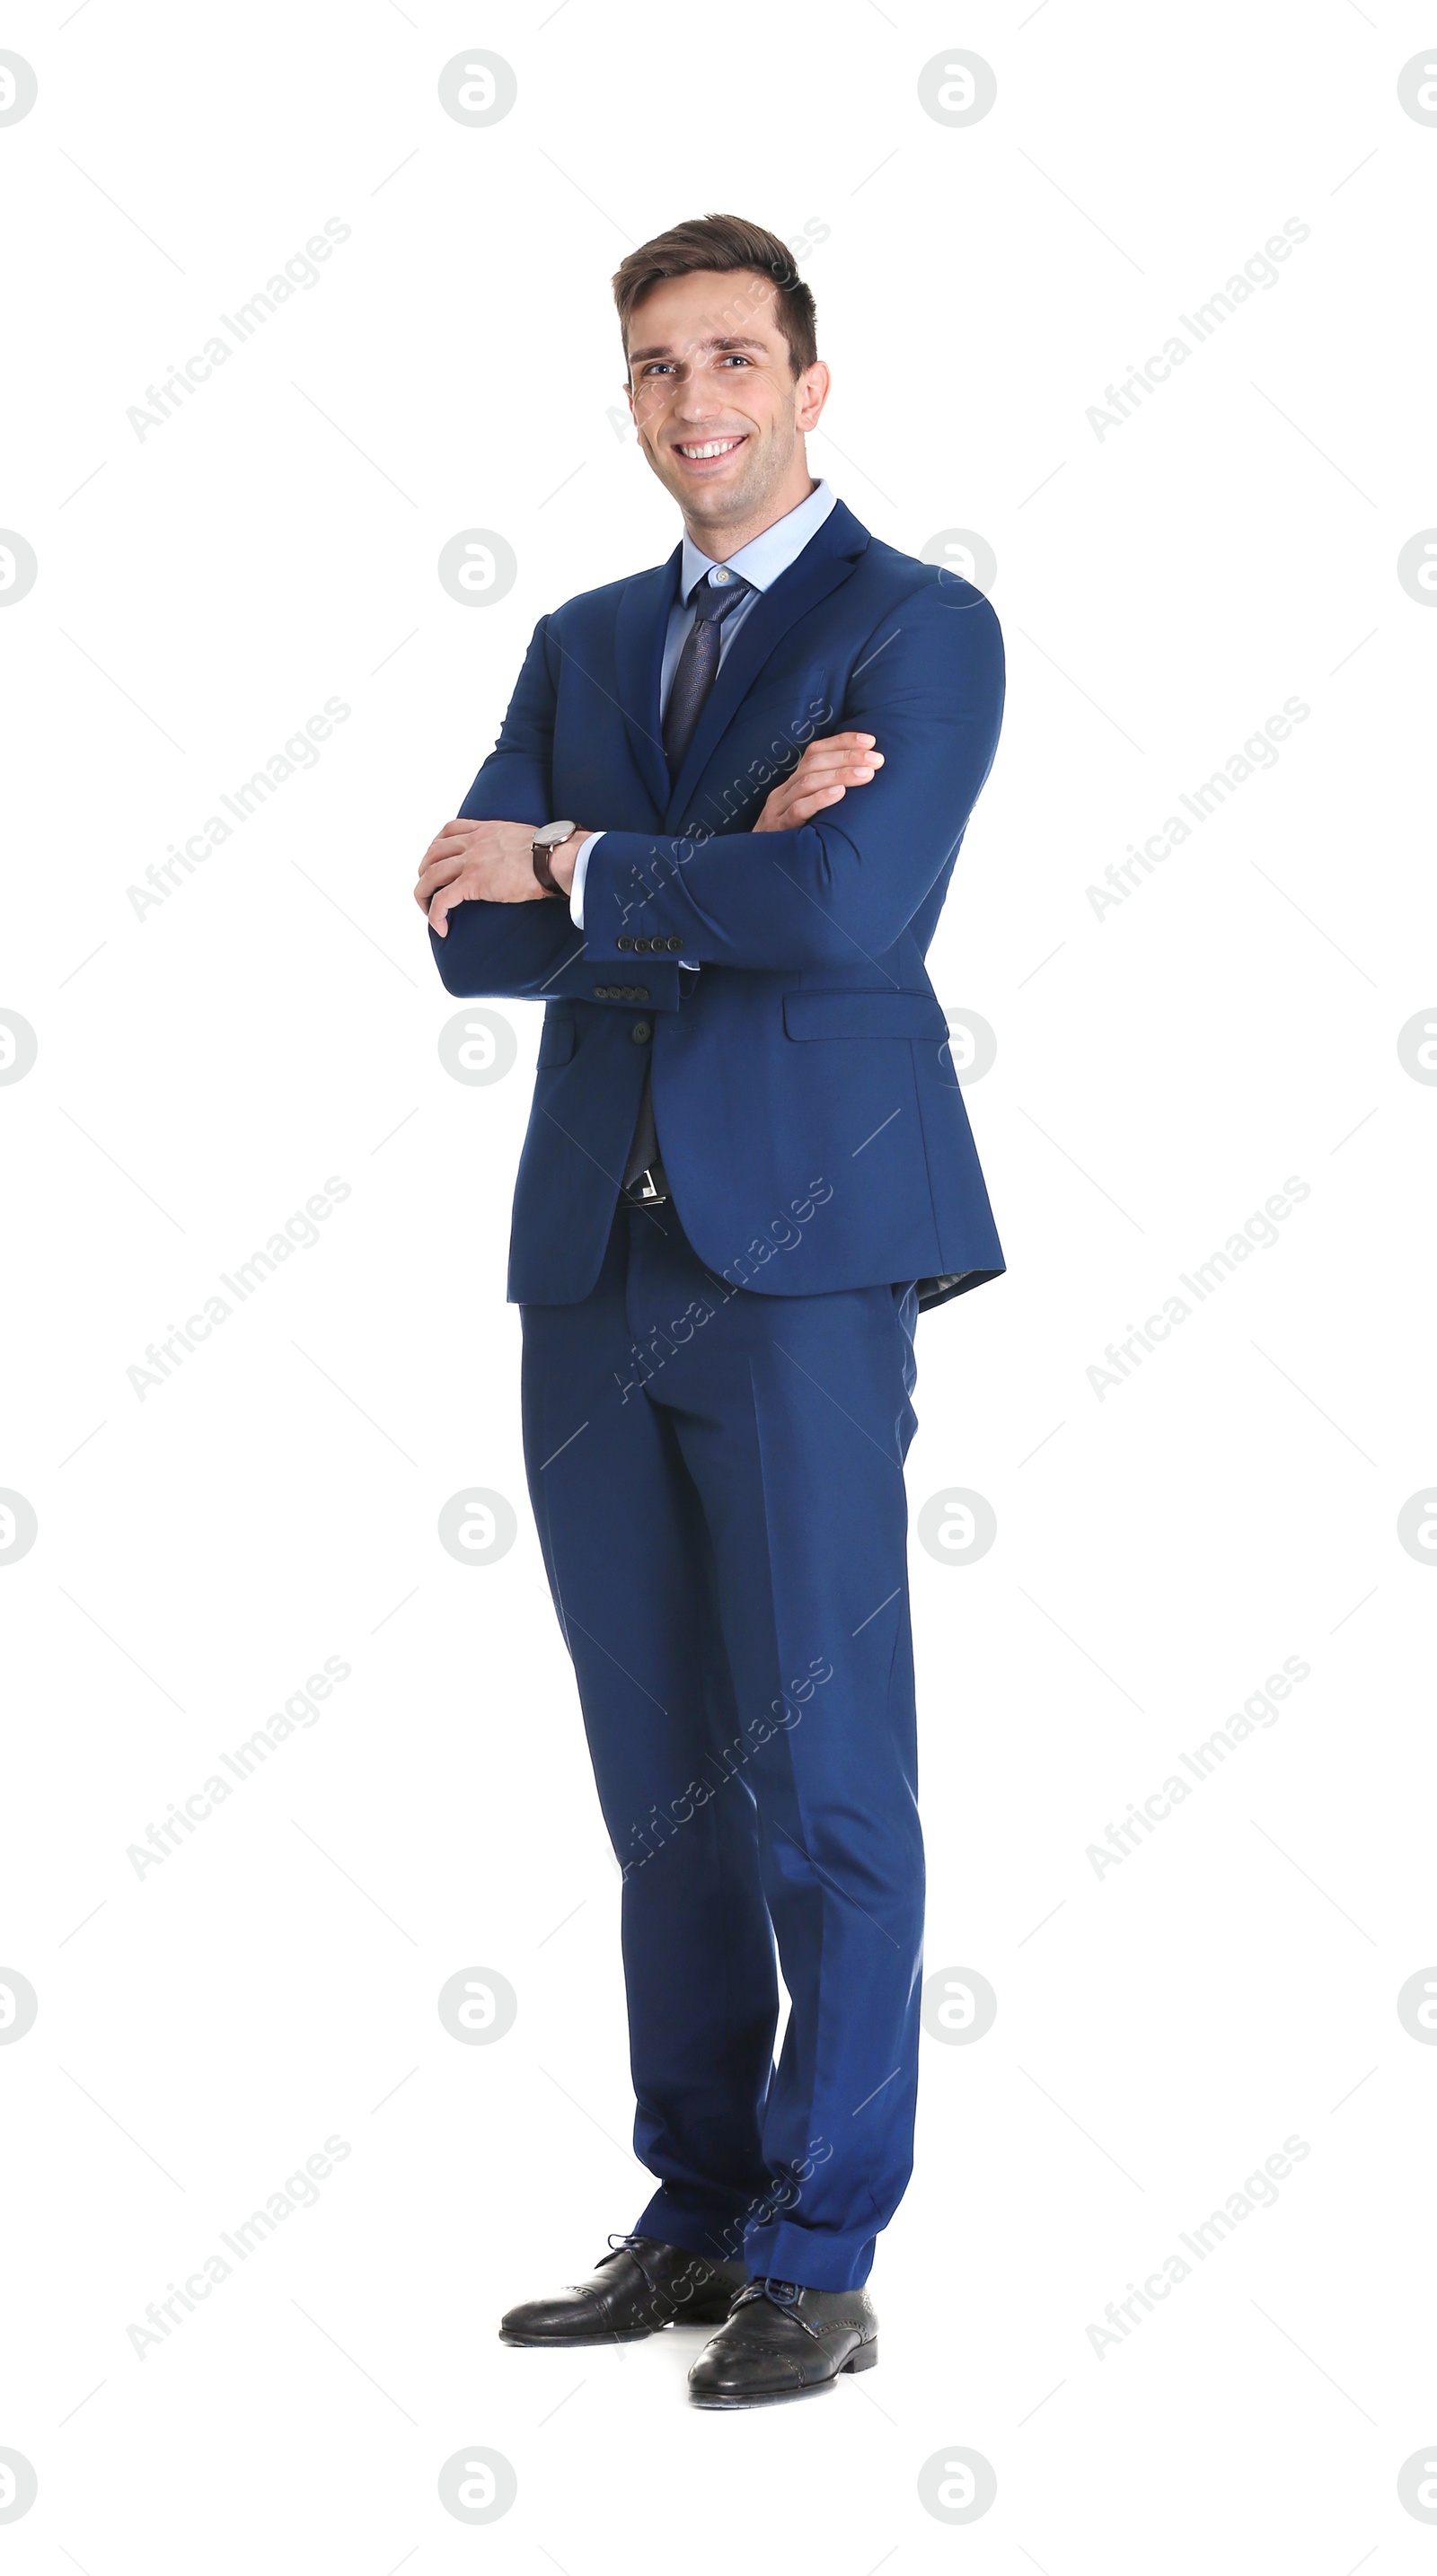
[674,435,747,462]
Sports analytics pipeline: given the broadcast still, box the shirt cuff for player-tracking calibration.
[569,831,603,928]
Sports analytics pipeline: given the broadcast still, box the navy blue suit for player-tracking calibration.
[432,498,1005,1311]
[431,498,1005,2290]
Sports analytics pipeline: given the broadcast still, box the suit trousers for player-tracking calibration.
[520,1195,924,2291]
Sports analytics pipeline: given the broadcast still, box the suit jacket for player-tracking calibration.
[430,498,1007,1312]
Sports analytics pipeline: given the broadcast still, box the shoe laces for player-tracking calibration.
[602,2231,659,2292]
[733,2276,820,2336]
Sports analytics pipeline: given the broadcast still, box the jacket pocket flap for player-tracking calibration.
[537,1014,577,1068]
[782,989,948,1042]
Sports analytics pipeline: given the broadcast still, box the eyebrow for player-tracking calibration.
[628,335,771,364]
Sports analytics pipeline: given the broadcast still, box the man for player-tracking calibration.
[415,214,1005,2407]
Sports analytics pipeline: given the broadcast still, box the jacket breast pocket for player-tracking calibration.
[782,990,949,1042]
[536,1013,577,1068]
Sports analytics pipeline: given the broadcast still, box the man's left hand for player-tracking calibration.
[415,820,583,935]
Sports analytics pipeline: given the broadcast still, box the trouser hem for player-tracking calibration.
[741,2220,876,2292]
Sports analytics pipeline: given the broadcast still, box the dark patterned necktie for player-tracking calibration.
[662,567,753,780]
[618,570,751,1194]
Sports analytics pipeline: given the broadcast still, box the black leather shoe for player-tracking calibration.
[688,2277,878,2406]
[499,2234,748,2348]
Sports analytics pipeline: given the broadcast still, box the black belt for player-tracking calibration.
[621,1163,669,1208]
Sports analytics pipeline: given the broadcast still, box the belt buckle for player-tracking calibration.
[624,1165,668,1207]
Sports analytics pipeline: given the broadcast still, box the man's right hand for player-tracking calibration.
[753,732,883,833]
[415,817,560,934]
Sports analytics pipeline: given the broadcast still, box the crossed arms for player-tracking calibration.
[417,580,1003,1000]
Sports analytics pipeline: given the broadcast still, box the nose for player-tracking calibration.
[671,367,727,428]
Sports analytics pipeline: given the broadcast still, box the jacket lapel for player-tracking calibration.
[664,501,870,830]
[613,549,680,817]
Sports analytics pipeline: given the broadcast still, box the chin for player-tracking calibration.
[687,484,745,519]
[689,469,768,523]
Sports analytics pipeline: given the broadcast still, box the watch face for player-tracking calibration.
[539,820,574,845]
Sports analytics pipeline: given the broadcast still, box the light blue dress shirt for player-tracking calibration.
[568,478,838,929]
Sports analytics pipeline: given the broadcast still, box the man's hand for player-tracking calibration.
[753,732,883,833]
[415,820,586,936]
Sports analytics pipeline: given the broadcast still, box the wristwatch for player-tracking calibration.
[532,819,577,896]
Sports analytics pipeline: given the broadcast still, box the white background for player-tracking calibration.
[3,0,1435,2564]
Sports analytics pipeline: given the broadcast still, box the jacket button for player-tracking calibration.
[632,936,650,954]
[666,936,684,951]
[616,936,633,953]
[592,985,611,1000]
[630,1019,652,1044]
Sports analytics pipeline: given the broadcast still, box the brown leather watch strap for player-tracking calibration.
[532,825,575,896]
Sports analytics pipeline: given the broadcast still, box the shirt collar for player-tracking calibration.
[680,479,838,604]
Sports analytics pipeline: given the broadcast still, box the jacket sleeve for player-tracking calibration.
[428,613,593,1000]
[578,581,1004,970]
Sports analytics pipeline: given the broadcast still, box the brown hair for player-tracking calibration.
[613,214,818,379]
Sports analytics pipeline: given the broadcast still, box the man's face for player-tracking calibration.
[624,268,828,541]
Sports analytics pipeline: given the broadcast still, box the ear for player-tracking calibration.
[795,359,831,435]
